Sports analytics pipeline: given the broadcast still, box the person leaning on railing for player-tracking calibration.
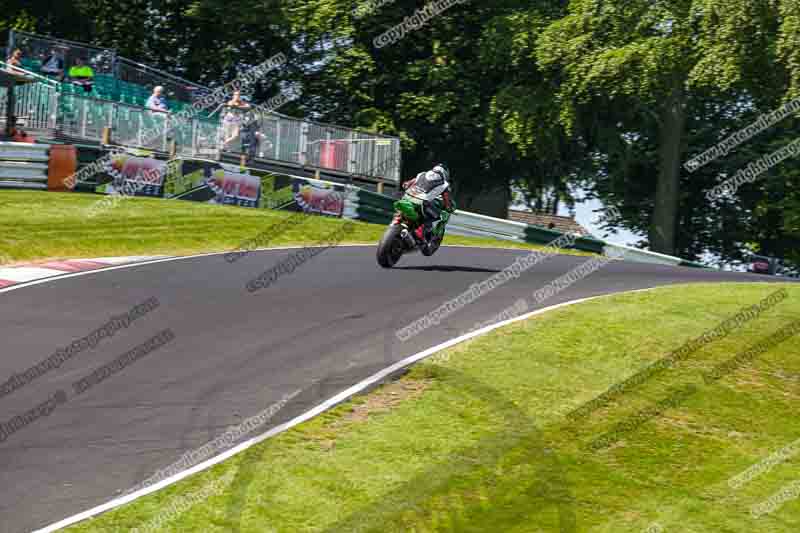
[222,90,251,148]
[4,49,24,74]
[146,86,170,112]
[68,57,94,93]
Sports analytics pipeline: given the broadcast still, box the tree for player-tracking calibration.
[277,0,552,214]
[534,0,793,255]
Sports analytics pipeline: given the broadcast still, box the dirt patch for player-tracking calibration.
[312,377,434,451]
[340,377,433,424]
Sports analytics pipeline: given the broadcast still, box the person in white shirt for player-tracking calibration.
[223,90,250,148]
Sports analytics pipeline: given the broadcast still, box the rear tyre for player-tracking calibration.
[377,224,403,268]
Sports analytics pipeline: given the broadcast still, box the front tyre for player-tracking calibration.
[421,234,442,257]
[377,224,403,268]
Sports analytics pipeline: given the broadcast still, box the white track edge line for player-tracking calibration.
[33,285,667,533]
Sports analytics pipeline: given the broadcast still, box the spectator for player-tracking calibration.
[226,90,251,110]
[222,109,242,148]
[222,90,251,148]
[5,49,24,74]
[68,57,94,93]
[255,131,270,158]
[10,125,35,143]
[41,47,66,80]
[241,120,266,162]
[146,86,169,112]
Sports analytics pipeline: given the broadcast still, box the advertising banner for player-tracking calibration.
[157,157,345,216]
[164,159,261,208]
[95,154,167,197]
[207,167,261,208]
[250,169,295,210]
[291,179,345,217]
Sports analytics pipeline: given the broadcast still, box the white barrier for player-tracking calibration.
[448,210,528,242]
[0,142,50,190]
[0,142,50,162]
[602,241,684,267]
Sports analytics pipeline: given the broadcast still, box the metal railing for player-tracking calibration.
[1,65,400,181]
[8,30,116,76]
[0,62,60,131]
[57,91,222,157]
[115,57,207,103]
[221,108,401,182]
[8,30,204,103]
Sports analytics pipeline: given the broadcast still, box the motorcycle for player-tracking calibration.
[376,196,452,268]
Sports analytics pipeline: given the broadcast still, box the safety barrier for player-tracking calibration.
[0,142,50,189]
[602,241,706,268]
[340,186,703,264]
[345,189,606,253]
[448,210,528,242]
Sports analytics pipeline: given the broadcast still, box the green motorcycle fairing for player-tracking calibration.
[394,197,422,223]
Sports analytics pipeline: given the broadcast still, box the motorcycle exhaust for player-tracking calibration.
[399,228,417,250]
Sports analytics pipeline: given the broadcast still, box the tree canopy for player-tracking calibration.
[3,0,798,270]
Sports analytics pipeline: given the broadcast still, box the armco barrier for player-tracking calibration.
[602,241,707,268]
[354,189,395,225]
[0,142,50,190]
[352,188,606,253]
[449,211,528,242]
[524,224,606,254]
[602,242,682,267]
[347,188,703,265]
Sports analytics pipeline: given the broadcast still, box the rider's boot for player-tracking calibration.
[421,220,437,256]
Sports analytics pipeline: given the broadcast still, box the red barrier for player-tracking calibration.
[48,144,77,191]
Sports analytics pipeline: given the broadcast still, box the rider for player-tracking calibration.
[401,163,455,251]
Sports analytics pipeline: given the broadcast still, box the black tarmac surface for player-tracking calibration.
[0,245,788,532]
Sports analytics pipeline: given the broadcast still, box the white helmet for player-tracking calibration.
[431,163,449,182]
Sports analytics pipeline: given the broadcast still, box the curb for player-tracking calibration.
[0,256,166,288]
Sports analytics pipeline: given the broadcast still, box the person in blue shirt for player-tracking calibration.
[146,86,169,112]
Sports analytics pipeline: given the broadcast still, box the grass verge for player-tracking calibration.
[0,191,592,264]
[64,283,800,532]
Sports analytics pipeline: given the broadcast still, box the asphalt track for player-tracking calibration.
[0,245,789,532]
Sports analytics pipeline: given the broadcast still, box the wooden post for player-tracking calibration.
[168,139,177,157]
[377,181,384,195]
[101,127,111,145]
[240,153,247,167]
